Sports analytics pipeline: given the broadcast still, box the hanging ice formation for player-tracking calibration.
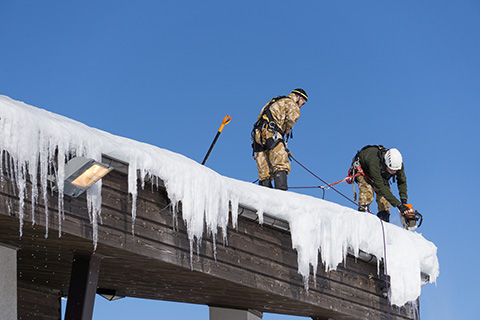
[0,95,439,307]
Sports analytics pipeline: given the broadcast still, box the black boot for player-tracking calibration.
[358,205,370,212]
[258,179,273,188]
[274,171,288,190]
[377,210,390,222]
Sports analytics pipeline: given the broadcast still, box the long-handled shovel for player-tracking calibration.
[201,115,232,165]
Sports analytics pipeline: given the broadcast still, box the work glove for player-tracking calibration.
[397,203,412,215]
[401,198,408,204]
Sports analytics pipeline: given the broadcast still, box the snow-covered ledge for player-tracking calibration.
[0,95,439,307]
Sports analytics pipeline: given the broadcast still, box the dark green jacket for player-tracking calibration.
[358,146,408,207]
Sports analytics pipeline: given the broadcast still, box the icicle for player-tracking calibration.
[257,209,264,225]
[17,162,26,237]
[55,151,66,237]
[139,168,146,190]
[41,142,55,239]
[189,240,194,271]
[0,151,4,186]
[230,198,239,229]
[128,157,138,235]
[86,182,102,250]
[28,159,39,226]
[212,231,217,261]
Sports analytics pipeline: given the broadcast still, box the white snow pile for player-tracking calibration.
[0,95,439,307]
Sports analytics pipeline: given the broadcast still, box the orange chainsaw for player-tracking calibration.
[400,204,423,230]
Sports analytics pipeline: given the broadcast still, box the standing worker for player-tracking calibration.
[251,88,308,190]
[350,145,413,222]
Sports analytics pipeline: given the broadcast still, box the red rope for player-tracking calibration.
[329,171,363,186]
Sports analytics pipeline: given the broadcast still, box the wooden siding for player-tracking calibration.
[17,282,61,320]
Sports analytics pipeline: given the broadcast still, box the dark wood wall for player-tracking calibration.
[18,283,61,320]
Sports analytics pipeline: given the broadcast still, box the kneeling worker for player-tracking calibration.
[351,145,413,222]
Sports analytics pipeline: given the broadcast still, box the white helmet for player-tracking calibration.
[384,148,403,170]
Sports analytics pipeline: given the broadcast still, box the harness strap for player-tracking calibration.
[251,96,293,154]
[254,95,291,134]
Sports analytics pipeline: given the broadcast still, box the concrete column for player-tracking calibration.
[210,306,262,320]
[0,244,17,320]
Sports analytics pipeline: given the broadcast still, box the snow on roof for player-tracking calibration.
[0,95,439,306]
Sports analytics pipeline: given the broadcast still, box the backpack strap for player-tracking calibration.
[253,95,290,133]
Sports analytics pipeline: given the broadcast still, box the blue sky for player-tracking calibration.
[1,1,479,319]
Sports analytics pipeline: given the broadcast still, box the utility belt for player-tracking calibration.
[251,125,285,153]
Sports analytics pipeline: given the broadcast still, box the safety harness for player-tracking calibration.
[346,145,377,182]
[346,145,392,200]
[348,145,397,184]
[251,96,292,154]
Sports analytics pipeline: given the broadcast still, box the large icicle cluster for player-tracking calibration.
[0,95,439,306]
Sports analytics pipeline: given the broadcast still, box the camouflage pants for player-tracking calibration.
[255,142,291,180]
[356,175,391,212]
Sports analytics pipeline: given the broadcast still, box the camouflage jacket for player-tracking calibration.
[253,93,301,150]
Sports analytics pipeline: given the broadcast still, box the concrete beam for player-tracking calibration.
[210,306,262,320]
